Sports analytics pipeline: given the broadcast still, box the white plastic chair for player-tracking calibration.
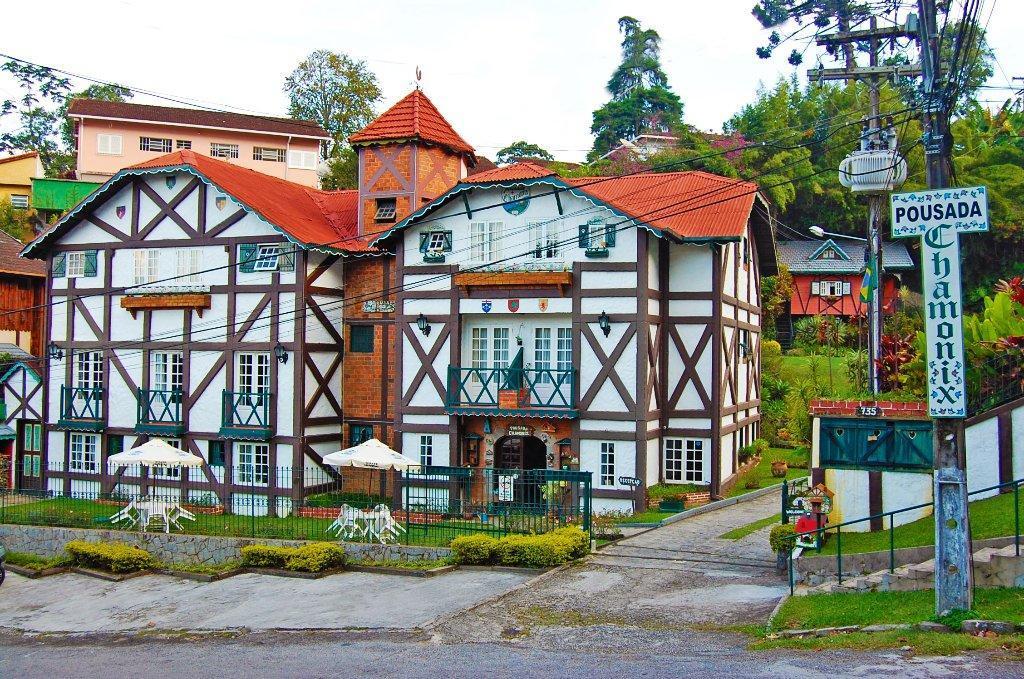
[109,499,139,528]
[327,504,368,541]
[370,504,405,544]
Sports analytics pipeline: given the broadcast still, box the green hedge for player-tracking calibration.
[240,542,347,572]
[769,523,796,552]
[65,540,157,573]
[450,526,589,568]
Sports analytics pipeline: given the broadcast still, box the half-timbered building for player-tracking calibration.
[375,161,777,511]
[0,357,43,490]
[20,150,388,512]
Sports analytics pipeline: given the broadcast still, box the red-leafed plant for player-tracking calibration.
[995,277,1024,307]
[876,334,916,392]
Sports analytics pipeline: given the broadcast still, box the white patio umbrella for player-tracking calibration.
[321,438,419,500]
[107,439,205,468]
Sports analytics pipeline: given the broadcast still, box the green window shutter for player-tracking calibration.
[107,434,123,457]
[83,250,98,277]
[578,224,590,248]
[279,247,296,272]
[209,440,225,466]
[442,231,453,252]
[239,243,257,273]
[419,233,429,253]
[52,252,66,277]
[604,223,616,247]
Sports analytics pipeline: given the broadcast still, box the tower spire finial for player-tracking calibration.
[415,65,422,90]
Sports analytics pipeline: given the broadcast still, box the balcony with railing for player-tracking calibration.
[220,390,272,440]
[57,386,104,431]
[446,356,577,419]
[136,388,184,436]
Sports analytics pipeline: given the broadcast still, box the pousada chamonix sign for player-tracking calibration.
[891,186,989,418]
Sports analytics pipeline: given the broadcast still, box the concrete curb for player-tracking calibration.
[659,481,793,527]
[422,561,575,632]
[766,591,790,628]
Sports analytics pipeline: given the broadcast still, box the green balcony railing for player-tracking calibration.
[220,390,272,440]
[136,388,184,435]
[58,385,104,431]
[446,366,577,418]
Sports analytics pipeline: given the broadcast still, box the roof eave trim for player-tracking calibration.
[69,113,330,141]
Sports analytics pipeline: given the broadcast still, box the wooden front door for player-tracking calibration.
[16,420,42,491]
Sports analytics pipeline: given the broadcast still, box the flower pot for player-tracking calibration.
[771,461,789,478]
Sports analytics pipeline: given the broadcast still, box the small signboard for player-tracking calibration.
[857,405,883,417]
[361,300,395,313]
[506,424,534,437]
[891,186,989,418]
[496,475,516,502]
[618,476,642,487]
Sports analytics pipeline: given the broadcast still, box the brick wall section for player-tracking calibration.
[809,399,928,419]
[342,257,396,446]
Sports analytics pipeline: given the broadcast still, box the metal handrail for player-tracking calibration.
[785,475,1023,594]
[446,366,576,409]
[137,388,183,424]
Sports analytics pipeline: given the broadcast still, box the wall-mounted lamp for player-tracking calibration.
[556,438,576,469]
[416,313,432,337]
[48,342,64,361]
[464,433,482,467]
[274,343,288,364]
[597,310,612,337]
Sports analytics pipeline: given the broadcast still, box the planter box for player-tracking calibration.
[4,564,69,578]
[245,566,345,580]
[346,564,457,578]
[659,500,685,512]
[155,567,245,582]
[453,271,573,292]
[70,566,152,582]
[121,293,211,318]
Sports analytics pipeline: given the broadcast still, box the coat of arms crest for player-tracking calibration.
[538,298,549,312]
[481,300,492,313]
[507,299,520,312]
[115,205,126,219]
[165,176,176,190]
[215,196,227,211]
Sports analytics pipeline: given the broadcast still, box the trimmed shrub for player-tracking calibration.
[450,534,497,565]
[752,438,771,456]
[240,543,346,572]
[769,524,796,552]
[65,540,156,573]
[451,527,590,568]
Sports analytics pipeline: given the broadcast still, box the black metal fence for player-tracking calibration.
[1,463,591,547]
[969,350,1024,414]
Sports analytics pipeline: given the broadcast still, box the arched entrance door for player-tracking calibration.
[494,435,548,506]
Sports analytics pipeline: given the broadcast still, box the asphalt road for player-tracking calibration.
[0,631,1016,679]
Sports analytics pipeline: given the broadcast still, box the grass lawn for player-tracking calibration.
[0,497,505,547]
[779,354,855,397]
[724,447,810,499]
[720,513,779,540]
[753,628,1024,656]
[812,489,1024,556]
[771,588,1024,631]
[616,510,676,525]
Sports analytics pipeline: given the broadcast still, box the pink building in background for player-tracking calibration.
[68,100,330,188]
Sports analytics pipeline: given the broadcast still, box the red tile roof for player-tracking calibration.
[349,90,474,155]
[26,151,371,256]
[0,151,39,166]
[462,160,555,184]
[564,171,759,240]
[67,99,329,139]
[0,231,46,277]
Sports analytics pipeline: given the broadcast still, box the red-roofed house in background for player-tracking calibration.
[374,159,777,510]
[67,99,330,188]
[0,230,46,360]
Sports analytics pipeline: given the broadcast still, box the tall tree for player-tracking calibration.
[0,61,71,176]
[496,141,553,165]
[590,16,683,157]
[283,50,381,189]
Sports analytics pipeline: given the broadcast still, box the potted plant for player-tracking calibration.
[769,523,796,572]
[771,460,789,478]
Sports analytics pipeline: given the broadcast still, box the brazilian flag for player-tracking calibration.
[860,252,878,303]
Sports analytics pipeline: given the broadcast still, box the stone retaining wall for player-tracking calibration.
[0,524,450,566]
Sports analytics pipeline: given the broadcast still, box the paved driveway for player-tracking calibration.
[0,569,530,633]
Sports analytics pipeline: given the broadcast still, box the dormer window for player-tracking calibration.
[819,248,838,259]
[375,198,397,223]
[809,239,849,262]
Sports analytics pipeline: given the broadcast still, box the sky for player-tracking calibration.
[1,0,1022,162]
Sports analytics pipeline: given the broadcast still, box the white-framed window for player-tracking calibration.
[74,350,103,391]
[140,137,172,153]
[66,251,87,278]
[97,133,123,155]
[253,147,286,162]
[600,442,615,487]
[534,328,552,383]
[374,198,397,222]
[287,150,317,170]
[176,248,202,283]
[813,280,848,297]
[492,328,511,369]
[69,433,99,473]
[588,219,608,248]
[210,143,239,159]
[10,194,29,209]
[175,140,192,150]
[471,327,489,383]
[470,221,502,263]
[236,352,271,393]
[529,220,559,259]
[556,328,572,373]
[253,244,281,272]
[152,351,183,394]
[664,439,705,483]
[234,443,269,486]
[419,435,433,467]
[425,231,447,252]
[133,249,160,286]
[153,439,183,479]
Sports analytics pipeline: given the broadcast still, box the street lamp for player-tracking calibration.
[808,225,867,242]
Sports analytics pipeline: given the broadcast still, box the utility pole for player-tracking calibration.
[811,19,915,394]
[917,0,973,616]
